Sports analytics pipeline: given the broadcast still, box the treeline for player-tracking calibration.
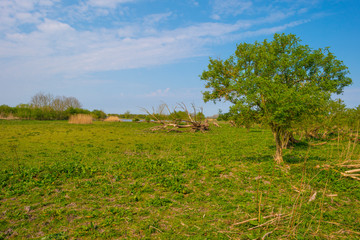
[0,93,106,120]
[109,111,147,120]
[218,99,360,140]
[109,111,205,122]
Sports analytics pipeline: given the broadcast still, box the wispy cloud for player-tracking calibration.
[87,0,135,8]
[144,12,173,25]
[211,0,253,20]
[0,0,322,84]
[146,88,171,97]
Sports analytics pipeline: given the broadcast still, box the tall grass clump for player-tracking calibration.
[104,116,121,122]
[68,114,93,124]
[0,113,19,120]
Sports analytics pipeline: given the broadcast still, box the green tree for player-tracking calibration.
[201,33,352,164]
[230,104,258,132]
[92,109,107,120]
[123,110,131,119]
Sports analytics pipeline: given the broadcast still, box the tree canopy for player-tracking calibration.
[201,33,352,163]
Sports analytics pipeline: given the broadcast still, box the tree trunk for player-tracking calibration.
[271,125,289,164]
[274,130,284,164]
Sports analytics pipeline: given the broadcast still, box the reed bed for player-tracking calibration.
[68,114,93,124]
[103,116,121,122]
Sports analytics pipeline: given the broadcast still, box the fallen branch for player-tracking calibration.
[231,213,287,227]
[248,214,291,230]
[213,122,221,127]
[144,103,210,133]
[345,169,360,174]
[229,120,236,127]
[248,218,278,230]
[261,231,274,240]
[341,173,360,181]
[309,142,327,146]
[340,165,360,168]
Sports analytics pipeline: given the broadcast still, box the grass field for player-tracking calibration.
[0,120,359,239]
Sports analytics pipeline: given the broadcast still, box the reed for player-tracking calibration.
[104,116,121,122]
[68,114,93,124]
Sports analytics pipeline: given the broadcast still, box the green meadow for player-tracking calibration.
[0,120,359,239]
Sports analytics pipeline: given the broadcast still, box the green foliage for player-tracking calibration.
[145,115,151,123]
[295,99,351,139]
[0,93,91,120]
[132,117,140,122]
[169,111,188,121]
[216,109,232,121]
[123,110,131,119]
[201,33,352,162]
[0,105,15,117]
[91,109,107,120]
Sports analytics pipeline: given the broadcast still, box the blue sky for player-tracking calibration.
[0,0,359,116]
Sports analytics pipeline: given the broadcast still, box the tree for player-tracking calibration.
[92,109,107,120]
[63,96,81,109]
[201,33,352,164]
[30,92,53,109]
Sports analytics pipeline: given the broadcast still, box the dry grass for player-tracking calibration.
[68,114,93,124]
[104,116,121,122]
[0,113,19,120]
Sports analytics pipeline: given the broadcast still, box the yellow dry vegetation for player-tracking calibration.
[104,116,121,122]
[68,114,93,124]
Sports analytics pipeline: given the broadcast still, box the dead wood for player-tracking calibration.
[341,173,360,181]
[212,121,220,127]
[144,103,210,133]
[344,169,360,174]
[340,165,360,168]
[309,142,328,146]
[229,120,236,127]
[231,213,287,227]
[339,160,360,181]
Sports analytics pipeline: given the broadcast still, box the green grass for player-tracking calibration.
[0,120,359,239]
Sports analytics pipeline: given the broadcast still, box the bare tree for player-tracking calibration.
[63,97,81,109]
[30,92,53,109]
[143,103,209,133]
[51,96,67,111]
[30,92,82,110]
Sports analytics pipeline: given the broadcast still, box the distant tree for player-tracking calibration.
[51,96,67,112]
[145,115,151,123]
[195,112,205,121]
[63,96,81,109]
[123,111,131,119]
[0,105,14,117]
[169,111,188,123]
[217,109,233,121]
[92,109,107,120]
[201,33,352,164]
[30,92,53,109]
[229,104,258,132]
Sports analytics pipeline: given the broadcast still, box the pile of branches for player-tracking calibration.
[339,160,360,181]
[142,103,210,133]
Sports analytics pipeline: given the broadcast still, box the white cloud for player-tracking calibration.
[144,12,172,25]
[87,0,134,8]
[211,0,253,19]
[0,0,318,87]
[0,0,59,31]
[0,17,309,82]
[37,19,74,32]
[146,88,171,97]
